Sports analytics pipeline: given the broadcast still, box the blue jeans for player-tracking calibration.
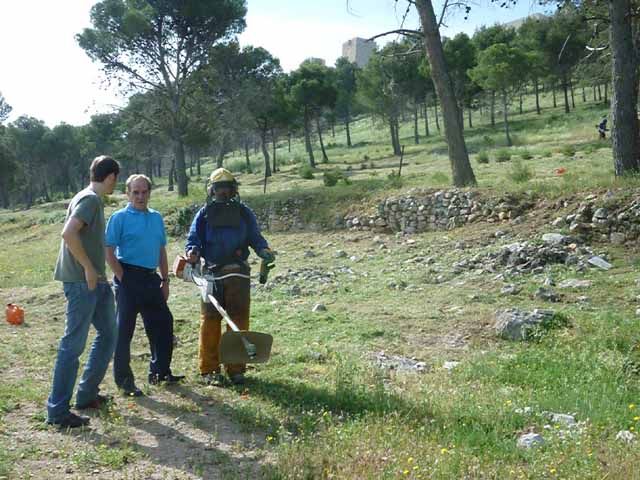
[46,282,117,422]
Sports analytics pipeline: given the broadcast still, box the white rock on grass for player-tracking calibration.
[550,413,576,426]
[443,361,460,371]
[588,256,612,270]
[559,279,592,289]
[312,303,327,313]
[616,430,636,443]
[517,433,544,449]
[542,233,567,246]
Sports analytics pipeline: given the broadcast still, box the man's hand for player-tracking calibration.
[186,247,200,264]
[161,281,169,301]
[85,266,98,291]
[258,248,276,264]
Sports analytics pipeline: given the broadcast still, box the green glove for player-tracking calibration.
[258,248,275,264]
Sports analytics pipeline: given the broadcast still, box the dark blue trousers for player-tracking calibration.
[113,265,174,389]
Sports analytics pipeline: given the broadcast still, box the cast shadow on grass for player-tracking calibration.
[82,394,259,478]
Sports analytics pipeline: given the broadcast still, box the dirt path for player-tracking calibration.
[4,385,268,479]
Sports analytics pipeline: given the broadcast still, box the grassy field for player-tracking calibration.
[2,94,640,479]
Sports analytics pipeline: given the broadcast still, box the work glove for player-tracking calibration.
[258,248,276,264]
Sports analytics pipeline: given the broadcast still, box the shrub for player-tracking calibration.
[560,144,577,158]
[387,171,403,188]
[477,151,489,164]
[483,135,495,147]
[323,169,344,187]
[495,149,512,163]
[298,164,315,179]
[507,159,533,184]
[520,149,533,160]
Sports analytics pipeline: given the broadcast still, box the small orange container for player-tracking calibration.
[6,303,24,325]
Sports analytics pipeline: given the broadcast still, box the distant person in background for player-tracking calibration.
[106,174,183,397]
[185,168,274,386]
[46,155,120,428]
[597,117,608,139]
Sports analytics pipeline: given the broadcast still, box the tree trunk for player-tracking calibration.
[168,160,175,192]
[570,78,575,109]
[423,99,430,136]
[434,101,440,131]
[519,91,523,114]
[389,118,401,156]
[316,115,329,163]
[413,104,420,144]
[468,106,473,128]
[244,137,252,173]
[304,108,315,167]
[502,90,512,147]
[490,91,496,126]
[562,74,570,113]
[582,86,586,103]
[415,0,476,186]
[552,83,557,108]
[609,0,640,175]
[260,125,272,178]
[534,78,541,114]
[330,118,335,137]
[345,109,352,147]
[271,127,277,173]
[174,138,187,195]
[287,131,291,152]
[597,84,602,101]
[604,82,609,105]
[196,154,201,177]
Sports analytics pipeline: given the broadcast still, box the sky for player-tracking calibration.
[0,0,548,128]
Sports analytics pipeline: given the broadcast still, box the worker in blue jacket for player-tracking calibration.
[185,168,274,386]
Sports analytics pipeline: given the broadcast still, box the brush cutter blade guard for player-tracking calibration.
[220,331,273,364]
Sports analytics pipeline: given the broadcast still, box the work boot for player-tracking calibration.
[149,373,185,385]
[201,373,226,387]
[76,394,111,410]
[47,412,90,428]
[229,373,245,385]
[121,385,144,397]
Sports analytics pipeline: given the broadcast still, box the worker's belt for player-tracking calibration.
[200,262,250,305]
[121,263,156,275]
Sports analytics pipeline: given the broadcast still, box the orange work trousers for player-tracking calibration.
[199,266,250,376]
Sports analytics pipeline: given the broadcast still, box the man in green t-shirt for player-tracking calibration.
[46,155,120,428]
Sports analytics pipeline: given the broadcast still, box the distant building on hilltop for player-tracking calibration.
[342,37,376,68]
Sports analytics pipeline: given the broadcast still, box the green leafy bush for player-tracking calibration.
[483,135,495,147]
[520,149,533,160]
[298,164,315,179]
[560,144,577,157]
[507,159,533,183]
[477,151,489,164]
[323,169,344,187]
[495,149,512,163]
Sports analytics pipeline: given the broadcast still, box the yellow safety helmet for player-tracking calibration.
[209,168,236,184]
[207,168,238,197]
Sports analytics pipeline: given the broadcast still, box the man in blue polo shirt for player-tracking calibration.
[106,174,183,397]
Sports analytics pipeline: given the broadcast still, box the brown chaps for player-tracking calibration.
[199,265,250,376]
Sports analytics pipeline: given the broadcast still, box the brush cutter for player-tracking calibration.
[173,255,273,364]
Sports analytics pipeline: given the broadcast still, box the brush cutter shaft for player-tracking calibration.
[190,273,241,332]
[190,271,257,358]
